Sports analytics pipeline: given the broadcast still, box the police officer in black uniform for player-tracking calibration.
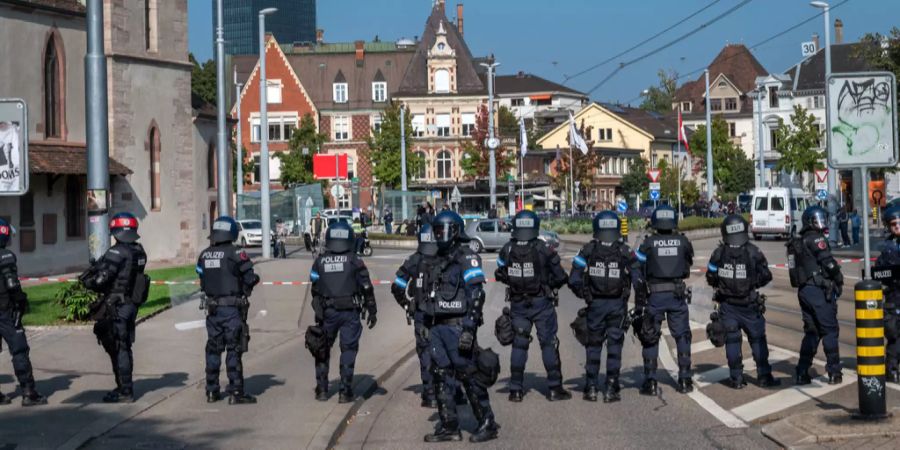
[495,210,570,402]
[392,223,440,407]
[789,205,843,385]
[706,214,779,389]
[196,216,260,404]
[0,219,47,407]
[568,211,637,402]
[310,221,377,403]
[876,205,900,384]
[634,205,695,395]
[81,212,149,403]
[423,210,499,443]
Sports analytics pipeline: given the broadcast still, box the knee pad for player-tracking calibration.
[540,335,560,351]
[7,333,29,356]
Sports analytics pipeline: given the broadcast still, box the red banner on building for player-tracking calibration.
[313,154,349,179]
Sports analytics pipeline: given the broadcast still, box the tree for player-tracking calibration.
[232,144,255,193]
[639,69,678,114]
[689,115,755,201]
[277,114,328,187]
[773,105,824,189]
[858,28,900,111]
[620,157,649,200]
[367,102,423,189]
[460,104,516,179]
[190,53,217,105]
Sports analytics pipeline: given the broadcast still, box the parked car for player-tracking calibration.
[465,218,560,253]
[750,187,809,240]
[236,220,263,247]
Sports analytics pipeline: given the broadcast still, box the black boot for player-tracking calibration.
[508,389,524,402]
[602,376,621,403]
[639,379,658,396]
[827,372,843,385]
[676,378,694,394]
[469,418,500,443]
[338,388,354,404]
[583,384,599,402]
[757,373,781,388]
[206,391,222,403]
[21,386,47,407]
[727,376,747,390]
[421,387,438,408]
[548,386,571,401]
[0,391,10,405]
[103,388,134,403]
[424,422,462,443]
[228,391,257,404]
[315,386,329,402]
[795,368,812,385]
[887,369,900,384]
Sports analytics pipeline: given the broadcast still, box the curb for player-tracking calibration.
[761,408,900,448]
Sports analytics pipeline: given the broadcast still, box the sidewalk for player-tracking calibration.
[762,407,900,449]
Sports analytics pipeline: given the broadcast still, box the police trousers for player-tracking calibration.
[429,324,494,428]
[0,309,36,389]
[885,306,899,374]
[797,285,841,375]
[315,308,362,391]
[206,306,244,393]
[508,296,562,390]
[642,291,692,379]
[584,299,627,387]
[719,302,771,380]
[96,302,137,390]
[413,311,433,391]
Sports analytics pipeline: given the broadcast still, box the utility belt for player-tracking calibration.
[716,293,753,307]
[648,281,691,303]
[205,295,247,307]
[507,287,555,306]
[323,295,362,311]
[588,294,626,303]
[427,315,466,327]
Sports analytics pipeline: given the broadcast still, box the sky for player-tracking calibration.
[188,0,900,105]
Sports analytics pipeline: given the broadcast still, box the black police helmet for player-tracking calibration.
[325,221,355,253]
[801,205,828,232]
[110,212,140,243]
[883,205,900,232]
[432,210,468,251]
[210,216,239,244]
[511,210,540,241]
[593,210,621,243]
[721,214,749,246]
[0,218,11,249]
[650,205,677,231]
[417,223,439,257]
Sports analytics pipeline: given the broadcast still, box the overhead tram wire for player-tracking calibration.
[563,0,723,84]
[585,0,753,96]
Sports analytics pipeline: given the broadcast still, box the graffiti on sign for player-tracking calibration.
[827,72,898,168]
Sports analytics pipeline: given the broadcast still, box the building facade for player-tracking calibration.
[221,0,317,56]
[494,72,588,134]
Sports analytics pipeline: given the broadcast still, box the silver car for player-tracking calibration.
[464,218,560,253]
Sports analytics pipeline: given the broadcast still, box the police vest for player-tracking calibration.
[0,249,16,309]
[506,240,544,297]
[412,254,437,313]
[586,241,629,298]
[646,234,688,280]
[715,245,755,300]
[422,253,468,317]
[110,243,147,295]
[316,252,358,310]
[199,245,242,298]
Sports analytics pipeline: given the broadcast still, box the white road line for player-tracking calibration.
[690,340,715,354]
[731,373,859,422]
[694,350,793,389]
[174,320,206,331]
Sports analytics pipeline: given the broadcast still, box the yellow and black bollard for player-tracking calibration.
[620,215,628,240]
[854,280,889,420]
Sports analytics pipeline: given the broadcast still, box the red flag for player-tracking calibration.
[678,110,691,154]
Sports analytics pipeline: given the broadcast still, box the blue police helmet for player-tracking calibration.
[210,216,239,244]
[417,223,439,257]
[0,218,11,248]
[593,210,621,243]
[432,210,468,250]
[883,204,900,231]
[110,212,140,243]
[325,221,355,253]
[650,205,677,231]
[721,214,749,246]
[801,205,828,232]
[511,210,540,241]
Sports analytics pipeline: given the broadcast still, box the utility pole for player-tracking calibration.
[85,0,110,260]
[235,67,244,199]
[215,0,230,215]
[812,1,838,244]
[705,69,714,201]
[400,104,408,221]
[258,8,277,258]
[756,83,766,188]
[480,61,500,208]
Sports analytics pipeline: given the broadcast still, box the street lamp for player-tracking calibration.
[258,7,277,259]
[480,61,500,209]
[811,0,838,243]
[215,0,230,216]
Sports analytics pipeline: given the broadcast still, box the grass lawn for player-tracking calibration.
[22,264,199,326]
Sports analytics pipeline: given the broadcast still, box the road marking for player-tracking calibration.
[690,340,715,354]
[731,373,859,422]
[174,320,206,331]
[694,350,793,389]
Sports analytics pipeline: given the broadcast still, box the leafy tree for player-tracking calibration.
[278,114,328,187]
[232,144,255,193]
[689,115,755,201]
[460,104,516,179]
[190,53,217,105]
[620,157,649,200]
[367,102,423,189]
[773,105,824,189]
[858,28,900,110]
[639,69,678,114]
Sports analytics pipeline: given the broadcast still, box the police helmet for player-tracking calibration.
[432,210,468,251]
[109,212,140,243]
[801,205,828,232]
[210,216,239,244]
[325,221,355,253]
[593,210,621,243]
[721,214,749,246]
[417,223,439,257]
[883,205,900,234]
[512,210,540,241]
[650,205,677,231]
[0,218,11,249]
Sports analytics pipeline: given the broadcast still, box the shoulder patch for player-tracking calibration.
[817,240,827,250]
[239,251,250,261]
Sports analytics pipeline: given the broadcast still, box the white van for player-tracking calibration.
[750,187,810,240]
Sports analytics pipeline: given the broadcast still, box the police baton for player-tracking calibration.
[853,280,890,420]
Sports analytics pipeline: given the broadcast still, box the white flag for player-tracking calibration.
[568,111,589,155]
[519,117,528,157]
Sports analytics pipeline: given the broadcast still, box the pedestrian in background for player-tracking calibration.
[384,208,393,235]
[850,209,861,245]
[837,207,850,247]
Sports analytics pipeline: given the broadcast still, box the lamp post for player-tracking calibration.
[480,61,500,209]
[704,69,714,201]
[85,0,110,259]
[400,104,408,221]
[756,83,766,188]
[235,67,244,198]
[258,7,277,259]
[811,0,838,244]
[215,0,230,215]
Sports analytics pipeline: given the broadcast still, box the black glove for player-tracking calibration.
[366,312,377,329]
[390,284,409,308]
[835,284,843,300]
[459,328,475,352]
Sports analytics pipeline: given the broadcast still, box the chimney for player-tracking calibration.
[316,29,324,44]
[457,3,464,36]
[812,33,820,51]
[355,40,365,65]
[834,19,843,44]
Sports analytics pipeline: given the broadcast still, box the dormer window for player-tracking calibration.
[372,82,387,102]
[333,83,348,103]
[435,69,450,93]
[681,102,692,113]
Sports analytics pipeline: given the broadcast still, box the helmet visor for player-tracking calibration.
[810,213,827,230]
[432,222,458,245]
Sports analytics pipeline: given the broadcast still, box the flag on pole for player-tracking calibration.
[519,117,528,157]
[568,111,589,155]
[555,145,561,162]
[678,109,691,154]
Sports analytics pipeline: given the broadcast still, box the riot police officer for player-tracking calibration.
[495,210,569,402]
[0,219,46,407]
[788,205,843,385]
[392,223,440,407]
[80,212,149,403]
[423,210,499,443]
[876,205,900,384]
[706,215,779,389]
[568,211,636,402]
[196,216,260,404]
[634,205,694,395]
[310,221,377,403]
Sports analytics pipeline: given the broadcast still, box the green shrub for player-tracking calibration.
[369,232,416,241]
[55,281,97,322]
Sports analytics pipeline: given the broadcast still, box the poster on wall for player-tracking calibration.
[0,99,29,196]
